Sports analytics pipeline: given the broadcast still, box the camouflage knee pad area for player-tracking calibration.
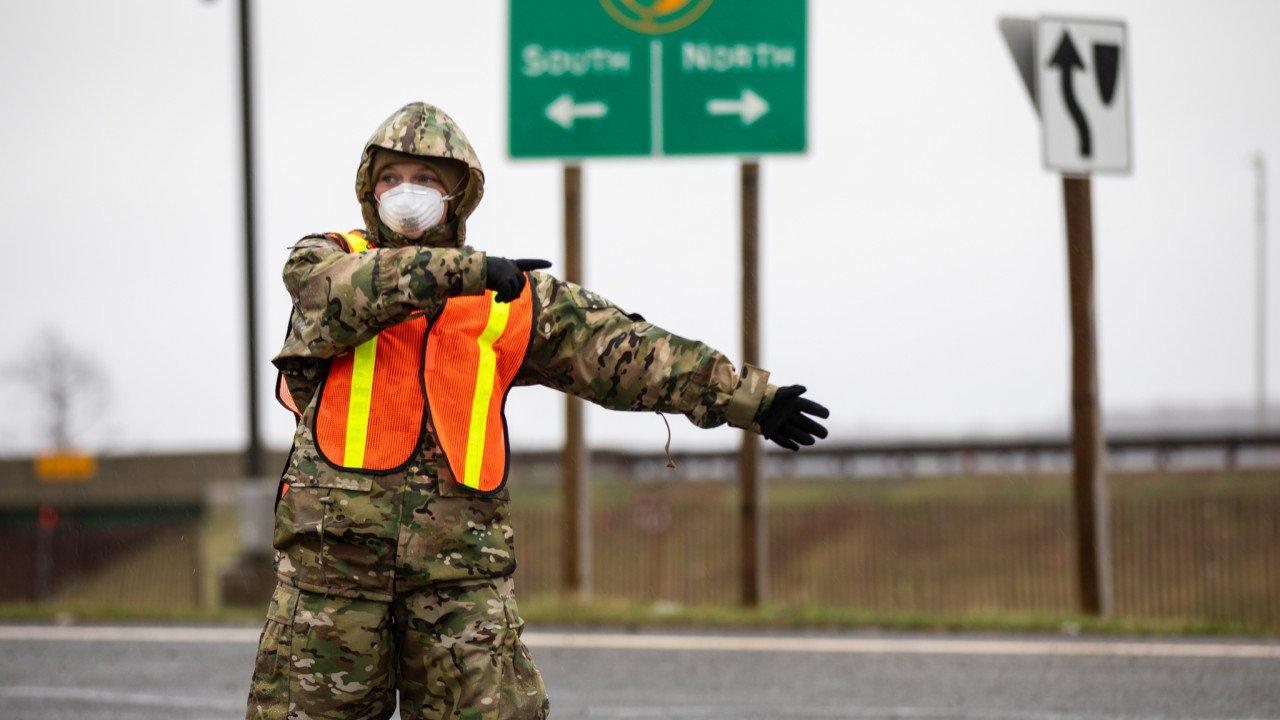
[246,577,549,720]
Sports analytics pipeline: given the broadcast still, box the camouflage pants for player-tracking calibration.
[245,576,549,719]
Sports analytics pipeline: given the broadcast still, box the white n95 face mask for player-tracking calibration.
[377,183,454,237]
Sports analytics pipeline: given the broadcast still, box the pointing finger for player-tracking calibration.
[789,414,828,439]
[795,398,829,419]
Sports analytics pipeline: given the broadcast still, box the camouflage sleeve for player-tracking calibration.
[516,271,778,432]
[271,234,487,368]
[279,355,324,417]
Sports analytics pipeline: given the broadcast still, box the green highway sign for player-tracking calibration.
[508,0,807,158]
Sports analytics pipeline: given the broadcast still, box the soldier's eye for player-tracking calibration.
[380,174,399,185]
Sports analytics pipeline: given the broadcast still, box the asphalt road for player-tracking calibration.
[0,625,1277,719]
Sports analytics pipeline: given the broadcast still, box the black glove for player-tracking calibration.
[486,257,551,303]
[757,385,829,451]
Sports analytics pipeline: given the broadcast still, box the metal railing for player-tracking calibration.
[505,432,1280,481]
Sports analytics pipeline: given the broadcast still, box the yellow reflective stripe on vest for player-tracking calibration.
[462,295,512,488]
[343,336,378,467]
[337,233,374,467]
[342,231,370,253]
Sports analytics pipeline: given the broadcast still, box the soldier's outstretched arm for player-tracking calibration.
[518,272,829,447]
[274,234,487,363]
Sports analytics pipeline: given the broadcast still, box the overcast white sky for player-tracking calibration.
[2,0,1278,456]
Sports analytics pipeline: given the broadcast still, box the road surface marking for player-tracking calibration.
[571,704,1276,720]
[0,625,1276,659]
[2,687,1270,720]
[525,631,1280,659]
[0,625,262,643]
[0,685,239,711]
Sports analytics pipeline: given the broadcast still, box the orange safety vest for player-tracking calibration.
[279,230,534,494]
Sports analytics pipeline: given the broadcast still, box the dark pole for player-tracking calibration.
[1254,153,1268,431]
[1062,175,1113,616]
[213,0,274,607]
[237,0,263,479]
[562,163,590,599]
[740,160,765,607]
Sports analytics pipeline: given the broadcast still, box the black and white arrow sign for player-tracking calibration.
[1048,31,1090,158]
[1033,17,1131,175]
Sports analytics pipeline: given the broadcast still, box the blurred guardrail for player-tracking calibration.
[3,432,1277,495]
[506,431,1280,481]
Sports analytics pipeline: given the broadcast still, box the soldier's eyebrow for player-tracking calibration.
[381,164,439,179]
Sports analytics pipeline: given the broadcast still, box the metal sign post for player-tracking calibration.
[510,0,807,607]
[1062,176,1113,616]
[562,164,591,600]
[1002,15,1131,616]
[739,160,765,606]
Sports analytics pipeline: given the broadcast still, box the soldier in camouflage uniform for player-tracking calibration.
[246,101,829,719]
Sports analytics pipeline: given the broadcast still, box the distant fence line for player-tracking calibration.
[511,493,1280,629]
[2,433,1279,503]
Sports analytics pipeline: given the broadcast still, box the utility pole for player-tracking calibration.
[217,0,274,606]
[202,0,260,481]
[1254,152,1269,431]
[236,0,263,479]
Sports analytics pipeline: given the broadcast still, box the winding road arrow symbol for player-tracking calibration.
[706,89,770,125]
[1049,31,1091,158]
[545,94,608,130]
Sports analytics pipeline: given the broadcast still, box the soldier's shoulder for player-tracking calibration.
[527,269,561,307]
[529,272,616,312]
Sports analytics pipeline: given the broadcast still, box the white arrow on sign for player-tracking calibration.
[545,94,608,130]
[706,89,770,125]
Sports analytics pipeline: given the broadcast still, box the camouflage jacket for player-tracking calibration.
[271,234,778,601]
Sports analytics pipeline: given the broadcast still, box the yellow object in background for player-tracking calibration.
[34,452,97,482]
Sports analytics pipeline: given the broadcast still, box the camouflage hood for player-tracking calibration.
[356,102,485,249]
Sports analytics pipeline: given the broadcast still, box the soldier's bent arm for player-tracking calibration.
[275,234,487,362]
[518,272,778,432]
